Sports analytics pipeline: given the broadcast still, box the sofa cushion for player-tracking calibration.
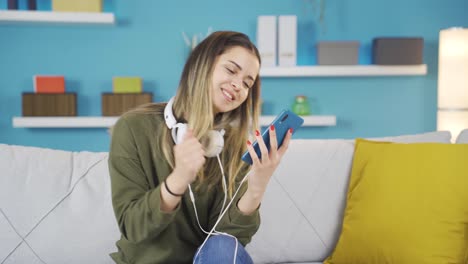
[456,128,468,143]
[26,154,119,264]
[0,144,120,264]
[0,144,77,238]
[324,139,468,264]
[246,131,452,264]
[246,139,355,263]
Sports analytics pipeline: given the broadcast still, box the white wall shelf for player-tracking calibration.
[12,115,337,128]
[0,10,115,25]
[13,117,118,128]
[260,65,427,77]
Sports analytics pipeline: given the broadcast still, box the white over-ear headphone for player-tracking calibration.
[164,97,225,157]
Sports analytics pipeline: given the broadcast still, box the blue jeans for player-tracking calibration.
[193,234,254,264]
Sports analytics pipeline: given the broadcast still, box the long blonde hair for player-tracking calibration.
[128,31,261,197]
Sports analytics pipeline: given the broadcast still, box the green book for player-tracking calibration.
[113,77,142,93]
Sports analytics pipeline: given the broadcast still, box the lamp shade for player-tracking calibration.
[437,28,468,140]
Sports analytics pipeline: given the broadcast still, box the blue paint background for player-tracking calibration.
[1,0,467,151]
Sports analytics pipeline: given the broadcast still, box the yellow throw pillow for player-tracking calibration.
[324,139,468,264]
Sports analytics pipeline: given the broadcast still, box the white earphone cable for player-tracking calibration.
[188,185,211,235]
[193,168,251,264]
[188,155,229,235]
[216,155,228,215]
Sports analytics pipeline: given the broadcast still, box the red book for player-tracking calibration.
[34,75,65,93]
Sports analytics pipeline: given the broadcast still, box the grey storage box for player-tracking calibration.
[372,37,424,65]
[317,41,359,65]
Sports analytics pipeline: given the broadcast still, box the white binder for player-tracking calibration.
[257,16,277,67]
[278,15,297,66]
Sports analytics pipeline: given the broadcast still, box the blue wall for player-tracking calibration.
[1,0,467,151]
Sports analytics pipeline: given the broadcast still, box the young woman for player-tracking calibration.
[109,31,293,264]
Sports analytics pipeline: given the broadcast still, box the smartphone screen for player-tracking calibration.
[241,109,304,165]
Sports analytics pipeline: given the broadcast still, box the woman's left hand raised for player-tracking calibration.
[245,125,293,199]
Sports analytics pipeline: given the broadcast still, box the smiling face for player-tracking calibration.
[170,31,262,195]
[211,46,260,115]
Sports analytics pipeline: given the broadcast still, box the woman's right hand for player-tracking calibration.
[173,129,206,185]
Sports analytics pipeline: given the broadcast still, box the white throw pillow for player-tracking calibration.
[26,155,120,264]
[0,144,119,264]
[456,129,468,143]
[0,144,76,238]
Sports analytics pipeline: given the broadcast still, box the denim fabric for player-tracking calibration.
[193,234,254,264]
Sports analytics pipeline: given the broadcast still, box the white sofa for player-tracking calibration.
[1,129,467,264]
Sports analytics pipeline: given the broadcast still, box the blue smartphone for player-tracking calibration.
[241,109,304,165]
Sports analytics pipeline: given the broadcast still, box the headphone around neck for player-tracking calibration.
[164,97,225,157]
